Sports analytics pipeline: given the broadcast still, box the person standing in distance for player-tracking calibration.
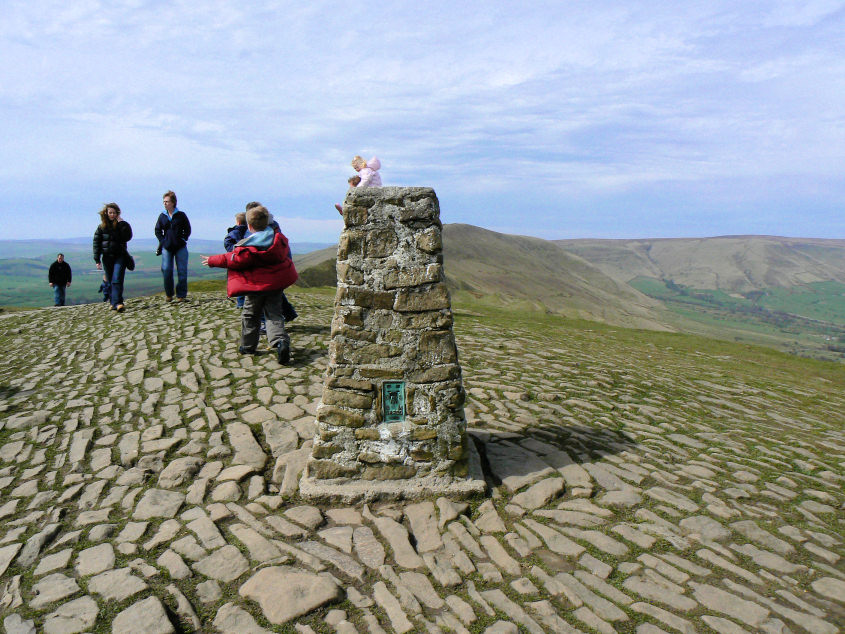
[48,253,72,306]
[154,190,191,302]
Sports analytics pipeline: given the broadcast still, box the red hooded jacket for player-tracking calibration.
[206,230,298,296]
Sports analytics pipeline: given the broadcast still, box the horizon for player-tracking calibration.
[3,227,845,254]
[2,2,844,243]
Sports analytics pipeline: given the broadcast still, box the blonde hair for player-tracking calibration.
[246,205,269,231]
[351,155,366,171]
[235,212,246,225]
[99,203,121,229]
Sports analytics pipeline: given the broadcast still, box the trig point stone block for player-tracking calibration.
[300,187,485,502]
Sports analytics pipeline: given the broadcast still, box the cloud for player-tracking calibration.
[0,1,843,243]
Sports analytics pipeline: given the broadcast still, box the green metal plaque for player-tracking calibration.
[383,381,406,422]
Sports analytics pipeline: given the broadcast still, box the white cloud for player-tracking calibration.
[0,1,843,241]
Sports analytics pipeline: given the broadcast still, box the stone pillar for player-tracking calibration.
[300,187,485,502]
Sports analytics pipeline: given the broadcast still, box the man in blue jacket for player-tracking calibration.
[154,190,192,302]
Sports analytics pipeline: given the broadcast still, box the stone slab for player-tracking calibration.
[299,437,486,503]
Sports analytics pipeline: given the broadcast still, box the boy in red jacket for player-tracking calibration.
[201,205,298,364]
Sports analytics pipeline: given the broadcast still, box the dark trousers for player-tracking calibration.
[242,289,289,350]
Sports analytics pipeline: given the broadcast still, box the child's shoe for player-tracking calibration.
[276,341,290,365]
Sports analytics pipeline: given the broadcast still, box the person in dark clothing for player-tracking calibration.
[154,190,191,302]
[225,213,248,309]
[93,202,133,312]
[48,253,72,306]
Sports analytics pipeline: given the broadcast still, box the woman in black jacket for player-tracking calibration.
[93,203,133,312]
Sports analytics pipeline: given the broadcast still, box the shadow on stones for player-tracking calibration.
[0,384,21,416]
[289,322,330,336]
[470,423,637,489]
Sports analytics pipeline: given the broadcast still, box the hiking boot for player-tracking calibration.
[165,296,173,303]
[116,304,125,312]
[276,341,291,365]
[238,346,258,355]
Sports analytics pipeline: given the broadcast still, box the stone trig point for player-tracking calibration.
[300,187,485,502]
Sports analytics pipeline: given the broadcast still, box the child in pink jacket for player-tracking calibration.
[335,156,382,214]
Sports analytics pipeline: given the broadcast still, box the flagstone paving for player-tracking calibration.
[0,291,842,632]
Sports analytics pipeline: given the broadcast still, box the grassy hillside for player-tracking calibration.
[287,225,672,331]
[0,238,332,308]
[556,235,845,291]
[442,224,669,330]
[283,228,845,361]
[0,252,227,307]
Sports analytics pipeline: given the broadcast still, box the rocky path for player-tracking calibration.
[0,291,842,632]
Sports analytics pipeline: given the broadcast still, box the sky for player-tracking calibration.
[1,1,844,246]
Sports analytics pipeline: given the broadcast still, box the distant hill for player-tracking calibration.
[555,235,845,292]
[554,235,845,359]
[291,226,845,360]
[442,224,668,330]
[289,225,670,330]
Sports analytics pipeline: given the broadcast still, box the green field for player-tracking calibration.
[0,252,226,307]
[630,277,845,361]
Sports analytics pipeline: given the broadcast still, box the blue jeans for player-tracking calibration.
[161,246,189,298]
[53,285,66,306]
[102,256,126,307]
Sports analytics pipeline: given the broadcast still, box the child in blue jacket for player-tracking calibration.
[224,213,248,308]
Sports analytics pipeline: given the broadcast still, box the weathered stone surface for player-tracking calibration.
[240,566,343,625]
[811,576,845,602]
[4,273,845,633]
[111,596,175,634]
[262,421,299,457]
[227,422,268,469]
[352,525,386,568]
[29,573,80,609]
[0,543,22,576]
[305,188,479,496]
[75,543,115,576]
[679,515,730,540]
[213,602,273,633]
[132,488,185,520]
[88,568,148,601]
[42,596,98,634]
[193,545,249,582]
[3,614,35,634]
[405,501,443,552]
[485,443,556,492]
[690,582,770,628]
[370,515,425,569]
[512,477,565,510]
[373,581,414,633]
[158,456,203,488]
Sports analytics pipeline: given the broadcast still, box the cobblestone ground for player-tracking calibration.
[0,291,842,633]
